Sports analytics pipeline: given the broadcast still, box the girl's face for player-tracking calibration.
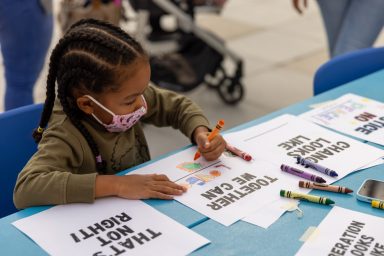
[77,59,151,125]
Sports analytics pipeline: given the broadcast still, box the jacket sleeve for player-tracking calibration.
[13,126,97,209]
[142,85,210,141]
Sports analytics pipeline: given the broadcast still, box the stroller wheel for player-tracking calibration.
[218,78,244,105]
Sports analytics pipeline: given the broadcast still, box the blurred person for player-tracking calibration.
[292,0,384,57]
[0,0,53,110]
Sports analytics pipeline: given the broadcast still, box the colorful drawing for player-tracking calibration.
[179,169,223,188]
[177,162,202,172]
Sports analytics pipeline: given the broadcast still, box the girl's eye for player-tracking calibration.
[124,97,137,106]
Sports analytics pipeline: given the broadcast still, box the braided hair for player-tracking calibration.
[32,19,147,173]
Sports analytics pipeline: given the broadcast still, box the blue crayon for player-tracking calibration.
[296,156,338,177]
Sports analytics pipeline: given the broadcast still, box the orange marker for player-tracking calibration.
[194,119,225,161]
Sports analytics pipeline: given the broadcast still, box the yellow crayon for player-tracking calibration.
[371,200,384,210]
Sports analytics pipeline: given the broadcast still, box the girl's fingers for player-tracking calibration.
[152,185,184,195]
[155,180,186,192]
[148,191,174,200]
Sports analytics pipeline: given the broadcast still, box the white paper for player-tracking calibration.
[242,198,300,229]
[13,198,209,256]
[131,152,284,226]
[301,93,384,146]
[224,114,384,182]
[296,206,384,256]
[177,158,286,226]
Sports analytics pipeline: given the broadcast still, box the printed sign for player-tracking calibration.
[296,206,384,256]
[13,198,209,256]
[301,94,384,146]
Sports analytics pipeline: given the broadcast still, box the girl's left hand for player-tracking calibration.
[194,126,227,161]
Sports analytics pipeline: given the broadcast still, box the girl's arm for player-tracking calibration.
[142,85,226,161]
[141,84,210,142]
[14,124,95,209]
[95,174,186,200]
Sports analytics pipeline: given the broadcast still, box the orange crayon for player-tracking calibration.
[299,181,353,194]
[194,119,224,161]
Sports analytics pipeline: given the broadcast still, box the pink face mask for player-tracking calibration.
[85,95,147,133]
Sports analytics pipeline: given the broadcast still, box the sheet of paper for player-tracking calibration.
[12,198,209,256]
[175,158,286,226]
[130,152,284,226]
[301,93,384,146]
[242,198,300,229]
[296,206,384,256]
[224,114,384,183]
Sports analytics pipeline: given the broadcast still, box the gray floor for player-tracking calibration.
[1,1,383,158]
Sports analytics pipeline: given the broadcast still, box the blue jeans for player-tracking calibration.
[0,0,53,110]
[316,0,384,57]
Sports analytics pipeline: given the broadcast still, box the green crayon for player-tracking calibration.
[280,189,335,205]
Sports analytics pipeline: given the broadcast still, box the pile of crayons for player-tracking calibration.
[280,156,342,184]
[280,157,353,206]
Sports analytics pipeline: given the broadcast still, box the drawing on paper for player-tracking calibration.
[177,162,202,172]
[176,161,231,188]
[180,169,222,188]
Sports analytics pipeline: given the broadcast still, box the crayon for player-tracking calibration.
[299,181,353,194]
[194,119,225,161]
[281,164,327,183]
[280,189,335,205]
[372,200,384,210]
[226,143,252,161]
[296,156,338,177]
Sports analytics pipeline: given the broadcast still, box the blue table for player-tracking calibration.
[1,70,384,255]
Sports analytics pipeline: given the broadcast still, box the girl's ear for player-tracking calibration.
[76,96,95,115]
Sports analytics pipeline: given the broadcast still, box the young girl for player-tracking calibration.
[14,19,226,209]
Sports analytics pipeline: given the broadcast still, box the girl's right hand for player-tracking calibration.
[114,174,187,200]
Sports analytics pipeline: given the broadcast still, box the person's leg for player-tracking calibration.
[316,0,350,57]
[332,0,384,57]
[0,0,53,110]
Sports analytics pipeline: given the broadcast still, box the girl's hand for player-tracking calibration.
[194,126,227,161]
[96,174,187,200]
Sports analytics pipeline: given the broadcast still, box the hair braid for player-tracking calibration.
[58,69,107,173]
[33,36,75,143]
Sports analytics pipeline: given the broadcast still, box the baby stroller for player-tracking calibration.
[129,0,244,104]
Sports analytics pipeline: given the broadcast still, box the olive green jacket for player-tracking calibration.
[14,85,209,209]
